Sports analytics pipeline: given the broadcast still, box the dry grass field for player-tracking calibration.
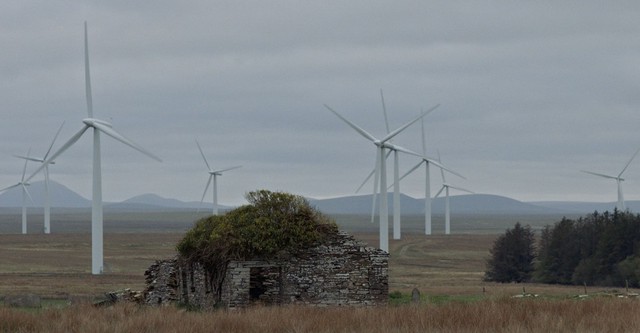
[3,298,640,333]
[1,211,638,332]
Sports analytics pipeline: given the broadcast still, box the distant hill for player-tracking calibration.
[117,193,199,209]
[0,180,629,216]
[309,193,565,215]
[0,180,90,208]
[308,193,422,214]
[432,194,560,215]
[110,193,232,212]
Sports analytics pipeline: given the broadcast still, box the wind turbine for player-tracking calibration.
[1,148,34,234]
[14,123,64,234]
[25,22,161,274]
[355,91,438,240]
[195,139,241,215]
[434,153,472,235]
[394,118,464,235]
[325,102,438,252]
[581,147,640,211]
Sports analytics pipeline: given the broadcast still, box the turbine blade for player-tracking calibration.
[581,170,618,180]
[195,139,212,171]
[357,151,393,193]
[324,104,377,142]
[198,175,213,213]
[92,122,162,162]
[388,161,424,190]
[421,115,427,156]
[398,161,424,183]
[449,185,474,194]
[24,126,89,183]
[84,22,93,118]
[356,168,376,194]
[434,186,445,198]
[0,183,21,192]
[619,146,640,177]
[380,89,390,134]
[21,148,31,182]
[13,155,43,163]
[22,184,34,204]
[380,104,439,143]
[44,121,65,160]
[437,150,446,183]
[385,143,421,158]
[424,158,465,180]
[213,165,242,173]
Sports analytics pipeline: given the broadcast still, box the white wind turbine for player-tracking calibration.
[14,123,64,234]
[196,139,241,215]
[325,103,438,252]
[25,22,162,274]
[434,152,472,235]
[355,91,438,240]
[394,118,464,235]
[581,147,640,211]
[1,148,34,234]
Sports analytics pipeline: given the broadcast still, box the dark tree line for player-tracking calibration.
[485,211,640,287]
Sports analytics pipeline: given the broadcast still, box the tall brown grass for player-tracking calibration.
[2,297,640,333]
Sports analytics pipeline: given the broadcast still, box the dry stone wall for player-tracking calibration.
[144,232,388,309]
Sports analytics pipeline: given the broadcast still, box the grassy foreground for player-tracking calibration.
[2,298,640,333]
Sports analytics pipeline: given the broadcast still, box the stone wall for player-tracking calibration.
[144,232,388,309]
[144,259,179,306]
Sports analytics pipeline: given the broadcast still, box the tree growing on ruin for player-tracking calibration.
[177,189,338,269]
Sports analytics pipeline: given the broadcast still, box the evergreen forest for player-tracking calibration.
[486,210,640,288]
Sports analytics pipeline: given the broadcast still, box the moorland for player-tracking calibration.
[1,210,639,332]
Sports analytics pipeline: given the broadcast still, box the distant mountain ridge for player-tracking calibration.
[0,180,90,208]
[112,193,232,212]
[0,180,629,216]
[308,193,566,215]
[0,181,231,211]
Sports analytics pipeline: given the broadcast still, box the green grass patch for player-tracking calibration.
[389,290,486,305]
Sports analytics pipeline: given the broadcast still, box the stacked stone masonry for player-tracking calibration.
[144,232,388,309]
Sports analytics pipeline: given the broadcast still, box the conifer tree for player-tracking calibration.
[485,222,535,283]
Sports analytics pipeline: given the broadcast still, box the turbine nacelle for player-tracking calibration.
[208,166,242,176]
[83,118,113,128]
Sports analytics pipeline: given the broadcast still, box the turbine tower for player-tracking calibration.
[1,148,33,234]
[394,118,464,235]
[196,139,241,215]
[581,147,640,211]
[25,22,161,274]
[325,102,437,252]
[14,123,64,234]
[434,153,472,235]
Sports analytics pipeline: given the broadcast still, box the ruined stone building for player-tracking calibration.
[144,232,388,309]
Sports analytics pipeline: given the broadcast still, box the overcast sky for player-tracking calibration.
[2,2,640,206]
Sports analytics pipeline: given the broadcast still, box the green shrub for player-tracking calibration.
[177,190,338,268]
